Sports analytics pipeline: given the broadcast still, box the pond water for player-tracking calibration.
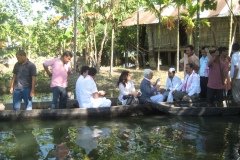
[0,116,240,160]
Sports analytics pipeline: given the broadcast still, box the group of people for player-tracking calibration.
[173,43,240,106]
[116,64,199,106]
[116,43,240,107]
[9,42,240,110]
[9,50,112,110]
[10,50,73,110]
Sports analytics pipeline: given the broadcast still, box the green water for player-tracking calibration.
[0,116,240,160]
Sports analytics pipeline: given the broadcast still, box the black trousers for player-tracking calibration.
[207,87,224,104]
[200,77,208,98]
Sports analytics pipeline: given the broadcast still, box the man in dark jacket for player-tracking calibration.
[139,69,164,104]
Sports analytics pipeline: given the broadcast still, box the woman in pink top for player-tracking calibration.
[43,51,72,109]
[207,47,228,106]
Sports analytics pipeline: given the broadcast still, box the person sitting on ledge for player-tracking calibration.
[139,69,164,104]
[173,63,200,102]
[76,67,111,108]
[117,70,141,105]
[76,65,89,107]
[165,67,182,102]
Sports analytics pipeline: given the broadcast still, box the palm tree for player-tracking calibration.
[180,0,216,53]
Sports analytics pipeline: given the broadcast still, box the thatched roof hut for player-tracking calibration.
[121,0,240,67]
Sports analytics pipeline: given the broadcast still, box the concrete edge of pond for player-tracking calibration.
[1,99,240,120]
[152,102,240,116]
[0,104,160,120]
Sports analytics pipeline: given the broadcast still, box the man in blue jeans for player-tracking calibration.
[43,51,72,109]
[9,50,37,110]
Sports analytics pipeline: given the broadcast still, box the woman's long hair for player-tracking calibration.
[117,70,130,87]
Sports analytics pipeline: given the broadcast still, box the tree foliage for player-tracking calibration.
[0,0,218,67]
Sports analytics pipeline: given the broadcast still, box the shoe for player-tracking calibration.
[26,107,32,110]
[26,101,32,110]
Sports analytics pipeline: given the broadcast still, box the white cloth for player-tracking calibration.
[118,81,136,105]
[167,90,174,102]
[199,56,209,77]
[165,76,182,91]
[165,76,182,102]
[230,51,240,79]
[76,75,111,108]
[150,94,164,104]
[181,71,200,96]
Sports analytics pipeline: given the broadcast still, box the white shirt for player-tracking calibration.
[118,81,136,103]
[165,76,182,91]
[181,71,200,96]
[230,51,240,79]
[76,75,98,108]
[199,56,209,77]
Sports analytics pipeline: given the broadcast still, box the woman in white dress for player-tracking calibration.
[117,70,140,105]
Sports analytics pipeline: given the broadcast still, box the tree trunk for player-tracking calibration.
[176,5,180,72]
[136,7,140,69]
[96,22,108,72]
[140,26,146,68]
[195,0,200,56]
[228,0,233,56]
[90,34,95,67]
[110,27,114,76]
[146,26,156,68]
[93,28,97,63]
[187,33,193,45]
[73,0,77,72]
[157,9,161,71]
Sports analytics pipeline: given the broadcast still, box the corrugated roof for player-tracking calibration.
[121,0,240,26]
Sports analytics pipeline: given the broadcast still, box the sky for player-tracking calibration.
[0,0,61,25]
[21,1,59,25]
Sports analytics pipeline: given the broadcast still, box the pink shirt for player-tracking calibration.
[207,60,228,89]
[43,58,71,88]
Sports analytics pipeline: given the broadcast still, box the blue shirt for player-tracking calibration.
[199,56,209,77]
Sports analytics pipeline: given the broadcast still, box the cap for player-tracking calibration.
[169,67,175,72]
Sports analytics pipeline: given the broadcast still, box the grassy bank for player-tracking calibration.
[0,66,184,102]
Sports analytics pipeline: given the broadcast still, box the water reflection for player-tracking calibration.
[0,116,239,159]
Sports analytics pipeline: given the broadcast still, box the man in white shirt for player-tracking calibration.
[165,67,182,102]
[230,43,240,103]
[76,66,89,107]
[199,46,211,98]
[173,63,200,102]
[76,67,111,108]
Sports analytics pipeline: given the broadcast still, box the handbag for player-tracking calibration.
[123,95,139,105]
